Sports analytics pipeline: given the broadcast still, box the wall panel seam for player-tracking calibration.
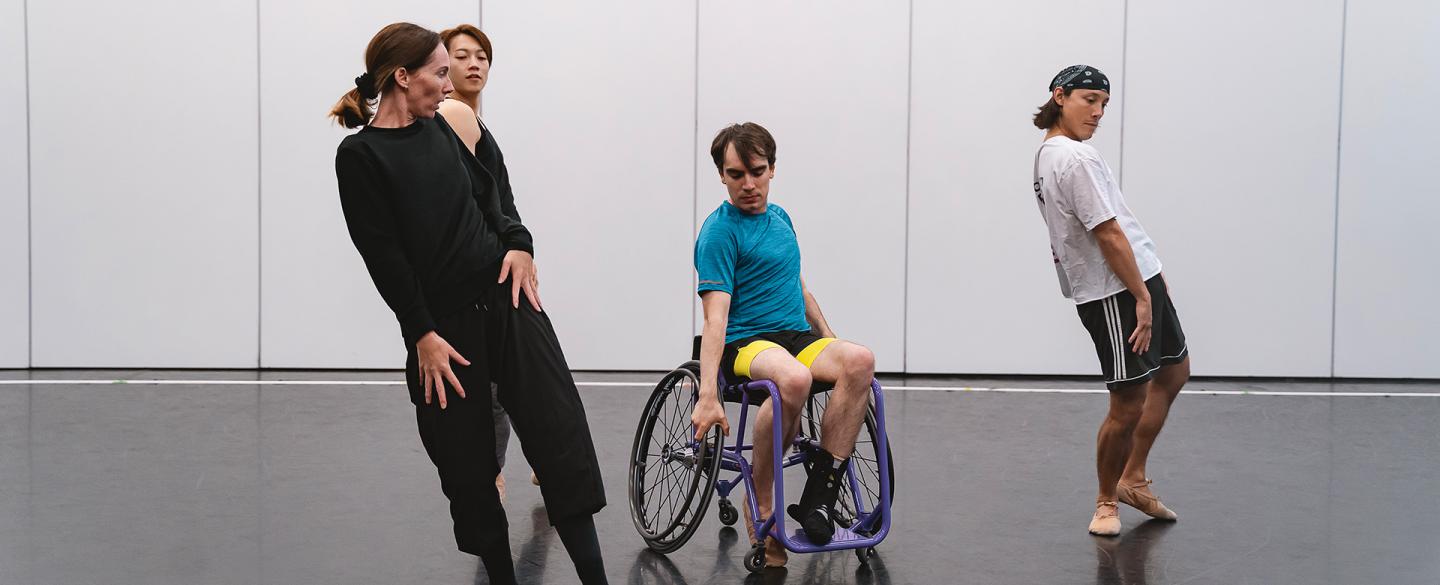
[256,0,263,368]
[902,0,913,372]
[1118,0,1129,189]
[24,0,33,368]
[691,0,699,341]
[1329,0,1348,377]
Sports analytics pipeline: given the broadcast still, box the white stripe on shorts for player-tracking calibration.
[1113,297,1126,379]
[1104,297,1124,381]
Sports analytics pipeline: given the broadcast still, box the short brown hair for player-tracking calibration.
[440,24,493,63]
[329,22,442,129]
[1032,87,1075,130]
[710,123,777,173]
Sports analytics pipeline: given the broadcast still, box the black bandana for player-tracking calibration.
[1049,65,1110,94]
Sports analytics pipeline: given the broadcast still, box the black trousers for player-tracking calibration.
[408,279,606,555]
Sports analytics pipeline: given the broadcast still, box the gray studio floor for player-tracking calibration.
[1,369,1438,585]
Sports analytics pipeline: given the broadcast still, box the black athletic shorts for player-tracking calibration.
[714,329,837,403]
[719,329,837,380]
[1076,274,1188,390]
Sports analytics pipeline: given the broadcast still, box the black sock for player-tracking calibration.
[555,514,608,585]
[477,536,517,585]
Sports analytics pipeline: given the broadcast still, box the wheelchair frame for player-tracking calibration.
[626,356,894,572]
[714,369,894,563]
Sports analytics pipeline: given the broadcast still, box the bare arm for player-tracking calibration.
[437,100,481,155]
[800,278,836,338]
[1092,218,1152,353]
[692,291,732,440]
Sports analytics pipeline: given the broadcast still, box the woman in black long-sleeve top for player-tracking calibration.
[328,22,607,585]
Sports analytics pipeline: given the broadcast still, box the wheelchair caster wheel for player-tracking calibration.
[718,499,738,526]
[855,546,876,566]
[744,544,766,573]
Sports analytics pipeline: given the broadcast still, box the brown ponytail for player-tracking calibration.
[329,22,442,129]
[330,87,372,129]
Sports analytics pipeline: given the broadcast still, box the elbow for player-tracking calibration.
[702,314,728,333]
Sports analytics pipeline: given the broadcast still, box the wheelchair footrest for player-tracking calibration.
[784,524,876,551]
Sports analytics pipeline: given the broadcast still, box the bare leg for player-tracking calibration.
[807,341,876,458]
[1090,383,1146,535]
[1097,384,1146,502]
[749,397,801,523]
[745,350,812,523]
[1121,357,1191,485]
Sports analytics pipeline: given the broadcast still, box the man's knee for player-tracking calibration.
[773,367,812,407]
[840,344,875,378]
[1108,386,1146,426]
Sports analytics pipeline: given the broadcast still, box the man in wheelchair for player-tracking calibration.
[690,122,878,568]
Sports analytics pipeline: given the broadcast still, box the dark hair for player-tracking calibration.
[440,24,493,63]
[1032,87,1075,130]
[709,123,777,173]
[329,22,442,129]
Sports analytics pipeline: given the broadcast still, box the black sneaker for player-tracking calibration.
[787,501,836,544]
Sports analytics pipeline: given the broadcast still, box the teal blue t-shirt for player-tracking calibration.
[695,201,809,343]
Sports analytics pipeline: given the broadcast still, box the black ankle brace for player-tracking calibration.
[798,449,845,510]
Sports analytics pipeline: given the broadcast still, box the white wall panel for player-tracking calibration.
[0,0,28,368]
[907,0,1125,374]
[1333,0,1440,378]
[259,3,479,368]
[484,0,696,370]
[697,1,909,372]
[1124,0,1344,376]
[29,0,259,367]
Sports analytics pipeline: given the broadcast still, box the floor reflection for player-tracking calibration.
[1094,519,1174,585]
[475,504,555,584]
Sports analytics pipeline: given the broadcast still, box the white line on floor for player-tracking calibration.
[0,379,1436,397]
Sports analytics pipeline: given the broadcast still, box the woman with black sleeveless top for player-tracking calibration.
[434,23,539,500]
[328,22,607,585]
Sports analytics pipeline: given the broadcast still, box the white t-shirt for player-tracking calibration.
[1032,135,1161,304]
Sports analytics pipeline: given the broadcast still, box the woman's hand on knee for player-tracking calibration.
[417,331,470,409]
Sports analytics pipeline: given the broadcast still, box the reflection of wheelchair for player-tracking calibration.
[628,339,895,573]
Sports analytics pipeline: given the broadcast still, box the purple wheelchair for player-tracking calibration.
[627,341,894,573]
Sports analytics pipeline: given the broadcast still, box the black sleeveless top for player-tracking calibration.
[474,117,522,223]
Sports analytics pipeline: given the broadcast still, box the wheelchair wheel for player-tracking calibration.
[801,391,895,536]
[628,361,723,553]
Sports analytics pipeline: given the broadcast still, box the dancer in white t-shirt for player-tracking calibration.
[1031,65,1192,536]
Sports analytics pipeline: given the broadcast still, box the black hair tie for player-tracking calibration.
[354,72,378,100]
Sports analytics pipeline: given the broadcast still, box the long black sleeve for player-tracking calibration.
[335,148,436,346]
[335,116,531,348]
